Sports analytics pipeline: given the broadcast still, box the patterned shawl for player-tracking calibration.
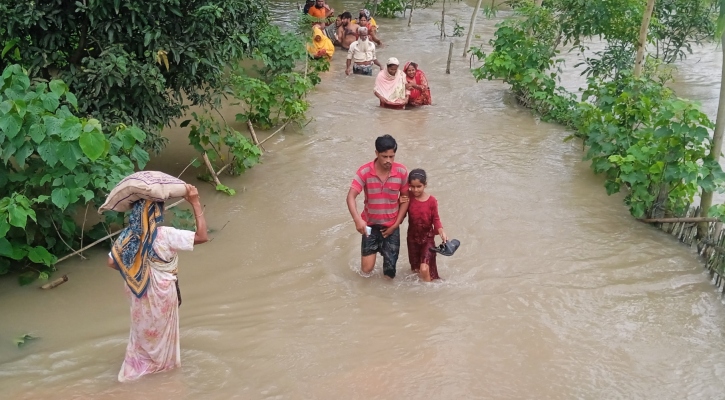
[111,200,165,298]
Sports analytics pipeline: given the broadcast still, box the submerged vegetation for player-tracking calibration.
[0,1,327,284]
[471,0,725,220]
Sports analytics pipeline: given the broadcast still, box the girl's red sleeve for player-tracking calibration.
[431,196,443,231]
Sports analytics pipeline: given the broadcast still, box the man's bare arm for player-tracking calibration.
[347,188,367,235]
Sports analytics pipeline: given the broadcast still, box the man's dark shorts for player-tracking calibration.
[361,225,400,278]
[353,63,373,76]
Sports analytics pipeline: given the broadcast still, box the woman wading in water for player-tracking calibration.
[107,184,208,382]
[403,62,432,106]
[374,57,409,109]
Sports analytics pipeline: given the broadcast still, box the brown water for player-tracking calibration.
[3,2,725,399]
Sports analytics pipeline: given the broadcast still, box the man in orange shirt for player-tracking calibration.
[308,0,334,20]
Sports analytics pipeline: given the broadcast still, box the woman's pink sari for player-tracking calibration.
[117,226,195,382]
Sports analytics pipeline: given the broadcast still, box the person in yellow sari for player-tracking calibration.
[308,26,335,60]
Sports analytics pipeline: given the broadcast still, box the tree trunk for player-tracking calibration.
[203,152,222,187]
[698,29,725,237]
[633,0,656,78]
[408,0,416,27]
[440,0,446,39]
[446,42,454,74]
[69,20,89,65]
[462,0,483,56]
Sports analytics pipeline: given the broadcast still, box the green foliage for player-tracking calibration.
[471,3,725,219]
[651,0,717,63]
[14,333,37,348]
[0,64,148,284]
[547,0,644,47]
[434,17,466,38]
[183,23,326,196]
[366,0,408,18]
[708,204,725,221]
[364,0,440,18]
[232,72,314,130]
[470,13,563,106]
[575,41,635,82]
[452,19,465,37]
[230,25,327,130]
[504,0,717,83]
[168,208,196,230]
[215,184,237,196]
[186,111,261,186]
[228,23,329,129]
[0,0,269,153]
[578,75,722,217]
[253,25,308,77]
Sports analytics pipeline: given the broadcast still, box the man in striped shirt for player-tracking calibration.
[346,135,409,278]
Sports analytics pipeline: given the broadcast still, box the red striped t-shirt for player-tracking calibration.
[351,161,409,227]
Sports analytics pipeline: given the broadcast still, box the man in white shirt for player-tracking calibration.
[345,27,382,76]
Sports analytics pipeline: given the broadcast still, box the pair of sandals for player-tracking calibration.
[430,239,461,257]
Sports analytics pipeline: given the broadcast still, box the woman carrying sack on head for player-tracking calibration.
[107,184,208,382]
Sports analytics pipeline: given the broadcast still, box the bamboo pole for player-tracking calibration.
[247,120,264,152]
[216,163,231,176]
[40,275,68,290]
[202,152,222,187]
[446,42,454,74]
[639,217,720,223]
[440,0,446,39]
[698,29,725,238]
[462,0,483,56]
[259,121,291,146]
[633,0,656,78]
[408,0,416,27]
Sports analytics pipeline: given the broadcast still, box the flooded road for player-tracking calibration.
[2,2,725,399]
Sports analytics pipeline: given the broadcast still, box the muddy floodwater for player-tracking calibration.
[3,1,725,399]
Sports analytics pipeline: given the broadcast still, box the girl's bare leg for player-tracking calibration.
[419,263,431,282]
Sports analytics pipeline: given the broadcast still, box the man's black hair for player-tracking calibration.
[375,134,397,153]
[341,11,352,19]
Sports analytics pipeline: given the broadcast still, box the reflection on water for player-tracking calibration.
[2,2,725,399]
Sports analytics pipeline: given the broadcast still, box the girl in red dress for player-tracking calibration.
[406,169,447,281]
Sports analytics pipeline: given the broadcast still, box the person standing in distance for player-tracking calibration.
[346,135,409,279]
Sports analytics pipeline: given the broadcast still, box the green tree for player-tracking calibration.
[0,64,149,284]
[651,0,718,63]
[0,0,268,152]
[698,0,725,235]
[471,2,725,220]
